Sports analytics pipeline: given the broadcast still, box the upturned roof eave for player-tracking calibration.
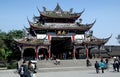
[74,35,111,46]
[14,38,50,46]
[40,13,80,19]
[30,24,92,31]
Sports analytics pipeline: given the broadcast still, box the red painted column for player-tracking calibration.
[48,35,51,59]
[72,35,76,59]
[73,46,76,59]
[48,46,51,58]
[36,46,38,60]
[85,45,89,59]
[48,35,51,41]
[71,35,75,42]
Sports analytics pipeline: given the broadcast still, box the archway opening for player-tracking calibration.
[23,48,36,60]
[51,37,73,59]
[38,48,48,60]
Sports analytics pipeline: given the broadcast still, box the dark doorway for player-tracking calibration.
[38,48,48,60]
[23,48,36,60]
[51,37,73,59]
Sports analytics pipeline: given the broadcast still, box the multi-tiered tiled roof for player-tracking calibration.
[14,3,111,46]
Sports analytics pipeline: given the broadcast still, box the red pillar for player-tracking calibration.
[36,46,38,60]
[71,35,76,59]
[71,35,75,42]
[48,35,51,41]
[85,45,89,59]
[73,46,76,59]
[48,46,51,58]
[48,35,51,59]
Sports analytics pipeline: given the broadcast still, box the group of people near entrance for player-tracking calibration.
[94,58,110,73]
[18,60,36,77]
[94,57,120,74]
[94,59,106,73]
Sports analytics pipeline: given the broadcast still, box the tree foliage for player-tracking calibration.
[0,30,23,61]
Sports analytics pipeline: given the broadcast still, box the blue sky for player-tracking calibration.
[0,0,120,45]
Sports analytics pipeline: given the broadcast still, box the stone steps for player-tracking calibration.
[35,59,114,72]
[36,59,101,68]
[18,59,114,72]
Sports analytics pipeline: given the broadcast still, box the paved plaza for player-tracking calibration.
[0,67,120,77]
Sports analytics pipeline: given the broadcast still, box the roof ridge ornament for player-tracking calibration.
[43,6,46,12]
[37,7,41,14]
[27,17,34,26]
[79,9,85,15]
[69,8,73,13]
[54,3,63,12]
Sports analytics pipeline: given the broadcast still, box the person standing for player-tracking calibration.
[115,61,119,72]
[94,61,100,73]
[19,60,30,77]
[105,58,109,69]
[86,59,91,66]
[113,61,116,72]
[100,60,105,73]
[63,52,66,60]
[28,61,34,77]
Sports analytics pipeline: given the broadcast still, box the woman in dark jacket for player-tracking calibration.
[19,60,31,77]
[94,61,100,73]
[115,61,119,72]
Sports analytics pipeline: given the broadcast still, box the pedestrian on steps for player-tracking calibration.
[94,61,100,73]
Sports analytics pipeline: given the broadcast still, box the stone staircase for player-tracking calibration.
[19,59,114,72]
[37,59,86,68]
[36,59,107,72]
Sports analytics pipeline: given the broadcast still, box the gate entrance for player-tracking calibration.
[23,48,36,60]
[51,37,73,59]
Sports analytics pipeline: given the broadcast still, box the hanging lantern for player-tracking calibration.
[57,30,61,35]
[62,30,66,35]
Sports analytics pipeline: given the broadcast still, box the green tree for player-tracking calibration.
[0,48,12,60]
[0,30,23,61]
[0,30,7,60]
[5,30,23,60]
[5,30,23,50]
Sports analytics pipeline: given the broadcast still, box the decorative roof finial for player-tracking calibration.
[79,18,82,23]
[54,3,63,12]
[43,6,46,12]
[92,19,96,25]
[27,17,31,25]
[27,17,33,26]
[69,8,73,13]
[37,7,41,14]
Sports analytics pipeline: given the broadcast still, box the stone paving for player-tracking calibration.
[0,69,19,77]
[39,69,120,77]
[0,59,119,77]
[0,66,120,77]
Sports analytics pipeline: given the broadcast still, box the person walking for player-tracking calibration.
[113,61,116,72]
[19,60,30,77]
[100,60,105,73]
[115,61,119,72]
[94,61,100,73]
[28,61,34,77]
